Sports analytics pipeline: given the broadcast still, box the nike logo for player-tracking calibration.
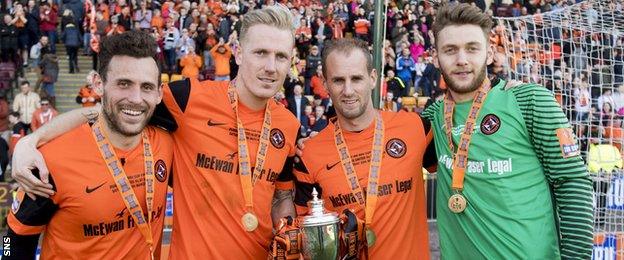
[116,208,127,218]
[207,119,226,126]
[226,152,238,160]
[326,161,340,171]
[85,182,107,193]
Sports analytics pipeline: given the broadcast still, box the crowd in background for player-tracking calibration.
[0,0,622,164]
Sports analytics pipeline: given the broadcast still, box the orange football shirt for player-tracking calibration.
[294,111,435,260]
[161,78,300,259]
[8,124,174,259]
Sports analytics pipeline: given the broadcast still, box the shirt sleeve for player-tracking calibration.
[418,113,437,172]
[292,156,322,215]
[512,84,594,259]
[275,156,295,191]
[8,171,58,237]
[4,227,39,260]
[149,78,194,131]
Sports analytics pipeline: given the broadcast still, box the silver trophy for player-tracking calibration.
[299,188,340,260]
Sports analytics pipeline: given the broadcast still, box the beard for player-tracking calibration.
[337,98,369,120]
[102,92,152,137]
[441,63,488,95]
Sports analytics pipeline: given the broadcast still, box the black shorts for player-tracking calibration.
[17,32,29,50]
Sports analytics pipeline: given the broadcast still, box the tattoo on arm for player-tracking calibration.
[82,109,100,124]
[272,189,294,209]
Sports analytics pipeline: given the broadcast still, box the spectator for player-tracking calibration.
[573,76,591,123]
[180,45,202,79]
[301,104,313,137]
[210,38,232,81]
[25,0,41,55]
[176,28,196,61]
[0,136,7,181]
[0,14,18,62]
[274,90,288,108]
[63,0,84,28]
[30,98,58,131]
[60,22,82,73]
[151,8,164,31]
[310,104,328,134]
[409,32,425,61]
[8,111,28,156]
[310,65,329,102]
[597,101,617,127]
[597,89,615,112]
[421,56,440,97]
[39,53,59,106]
[39,2,57,53]
[177,7,192,30]
[304,45,321,94]
[76,70,101,107]
[382,92,400,112]
[330,16,345,39]
[162,18,180,75]
[82,0,94,56]
[385,69,405,99]
[12,81,40,128]
[396,47,416,96]
[414,56,427,94]
[614,49,623,84]
[613,84,624,114]
[118,5,132,31]
[29,35,48,72]
[0,94,10,143]
[295,17,312,57]
[287,84,309,125]
[312,17,332,50]
[391,19,408,46]
[134,0,153,31]
[353,9,370,42]
[12,4,29,68]
[106,15,126,36]
[60,9,75,29]
[217,12,232,42]
[383,39,396,71]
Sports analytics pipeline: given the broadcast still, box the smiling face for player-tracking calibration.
[98,56,162,137]
[434,24,493,95]
[324,49,376,120]
[235,24,293,105]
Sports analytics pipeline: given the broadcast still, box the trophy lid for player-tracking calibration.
[300,188,339,227]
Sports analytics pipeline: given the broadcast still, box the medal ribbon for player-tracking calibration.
[227,83,272,214]
[443,78,491,191]
[333,113,384,225]
[91,119,155,258]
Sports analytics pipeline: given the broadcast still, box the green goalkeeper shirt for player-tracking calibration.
[422,80,594,259]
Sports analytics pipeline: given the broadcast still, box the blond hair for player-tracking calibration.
[239,5,295,44]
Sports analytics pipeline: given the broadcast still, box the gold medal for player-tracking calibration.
[242,212,259,232]
[448,193,467,213]
[366,227,376,247]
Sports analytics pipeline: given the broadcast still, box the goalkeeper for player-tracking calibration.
[422,3,594,259]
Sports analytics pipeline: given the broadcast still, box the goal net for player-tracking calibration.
[492,1,624,259]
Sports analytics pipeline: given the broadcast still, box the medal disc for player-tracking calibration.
[366,228,376,247]
[448,193,467,213]
[241,212,259,232]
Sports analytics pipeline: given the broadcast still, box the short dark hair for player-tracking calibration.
[20,81,29,87]
[321,38,372,77]
[97,30,158,83]
[432,3,493,47]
